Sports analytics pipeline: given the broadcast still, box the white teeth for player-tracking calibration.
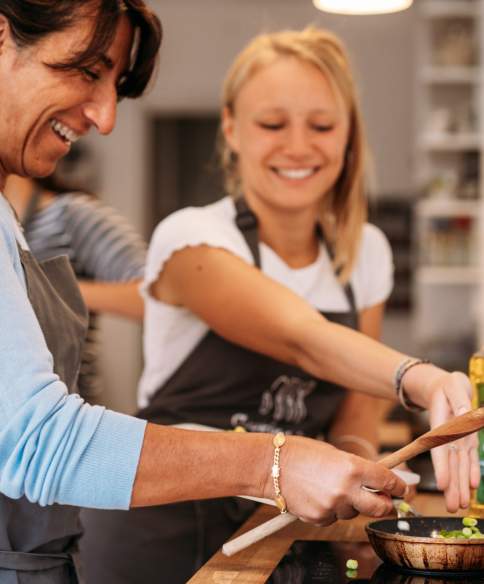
[50,119,80,144]
[276,168,316,180]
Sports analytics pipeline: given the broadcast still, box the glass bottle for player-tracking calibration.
[469,349,484,517]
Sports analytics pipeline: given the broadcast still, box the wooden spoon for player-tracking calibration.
[378,406,484,469]
[222,407,484,556]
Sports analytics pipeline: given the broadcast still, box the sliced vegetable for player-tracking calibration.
[463,517,478,528]
[345,559,358,570]
[398,501,411,514]
[437,518,483,539]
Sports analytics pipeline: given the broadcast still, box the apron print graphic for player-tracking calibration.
[231,375,317,432]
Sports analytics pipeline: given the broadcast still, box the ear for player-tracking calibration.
[0,15,11,54]
[221,106,240,154]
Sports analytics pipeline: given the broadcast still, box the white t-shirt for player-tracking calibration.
[138,196,394,407]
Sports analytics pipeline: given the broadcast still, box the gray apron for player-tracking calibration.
[20,189,101,404]
[80,197,358,584]
[0,241,88,584]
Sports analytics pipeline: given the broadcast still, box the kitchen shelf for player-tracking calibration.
[416,198,480,217]
[420,66,480,84]
[418,133,481,151]
[413,0,483,366]
[421,0,479,19]
[415,266,480,285]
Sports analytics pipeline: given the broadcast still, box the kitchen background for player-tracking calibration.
[75,0,483,415]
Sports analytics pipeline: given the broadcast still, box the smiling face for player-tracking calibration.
[0,11,133,185]
[223,56,350,216]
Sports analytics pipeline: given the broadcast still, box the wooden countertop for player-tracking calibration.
[188,493,453,583]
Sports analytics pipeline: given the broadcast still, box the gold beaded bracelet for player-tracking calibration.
[271,432,287,514]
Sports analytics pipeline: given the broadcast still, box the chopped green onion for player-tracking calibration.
[346,559,358,570]
[463,517,478,528]
[437,522,483,539]
[398,501,411,513]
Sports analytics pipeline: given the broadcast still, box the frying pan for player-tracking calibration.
[366,517,484,573]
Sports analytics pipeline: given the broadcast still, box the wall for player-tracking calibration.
[94,1,418,411]
[88,102,149,413]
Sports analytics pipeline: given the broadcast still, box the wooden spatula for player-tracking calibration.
[222,407,484,556]
[379,406,484,469]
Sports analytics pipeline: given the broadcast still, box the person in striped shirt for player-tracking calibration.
[4,172,146,403]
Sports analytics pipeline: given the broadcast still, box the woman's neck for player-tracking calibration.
[244,192,320,268]
[4,175,52,221]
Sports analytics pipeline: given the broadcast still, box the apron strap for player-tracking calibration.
[234,196,357,314]
[0,550,72,571]
[234,197,261,268]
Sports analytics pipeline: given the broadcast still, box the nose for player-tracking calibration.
[283,125,313,159]
[82,84,118,135]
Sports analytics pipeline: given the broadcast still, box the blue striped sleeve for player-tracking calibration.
[63,194,147,281]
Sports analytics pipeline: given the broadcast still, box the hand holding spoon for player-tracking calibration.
[222,407,484,556]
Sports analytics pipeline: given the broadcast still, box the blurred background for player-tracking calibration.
[72,0,484,435]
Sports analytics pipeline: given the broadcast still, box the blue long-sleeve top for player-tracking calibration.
[0,195,146,509]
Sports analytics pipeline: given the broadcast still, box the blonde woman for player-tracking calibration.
[80,28,478,584]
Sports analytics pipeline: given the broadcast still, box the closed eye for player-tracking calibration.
[79,67,101,82]
[312,124,334,132]
[259,122,285,131]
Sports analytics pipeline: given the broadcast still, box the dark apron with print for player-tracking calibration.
[0,243,88,584]
[80,198,359,584]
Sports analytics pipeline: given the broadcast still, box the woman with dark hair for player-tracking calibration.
[0,4,412,583]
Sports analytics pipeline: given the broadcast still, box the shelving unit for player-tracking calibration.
[413,0,483,368]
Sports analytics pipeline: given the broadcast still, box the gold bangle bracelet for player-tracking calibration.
[271,432,287,514]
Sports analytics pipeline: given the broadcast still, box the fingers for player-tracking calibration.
[353,488,394,518]
[445,444,460,512]
[428,372,478,512]
[353,462,407,518]
[360,463,407,499]
[457,441,471,508]
[432,438,480,511]
[404,484,417,501]
[470,441,481,489]
[431,444,449,491]
[298,514,336,527]
[336,505,359,521]
[299,505,358,525]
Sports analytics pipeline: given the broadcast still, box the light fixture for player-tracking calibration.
[313,0,413,15]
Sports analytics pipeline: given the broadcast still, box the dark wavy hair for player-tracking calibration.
[0,0,162,98]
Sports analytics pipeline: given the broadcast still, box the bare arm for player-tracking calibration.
[328,302,389,459]
[154,245,479,510]
[130,424,406,524]
[78,279,144,320]
[155,246,410,401]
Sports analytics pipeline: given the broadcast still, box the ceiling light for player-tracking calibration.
[313,0,413,15]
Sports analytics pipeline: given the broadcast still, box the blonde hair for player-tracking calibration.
[219,27,368,282]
